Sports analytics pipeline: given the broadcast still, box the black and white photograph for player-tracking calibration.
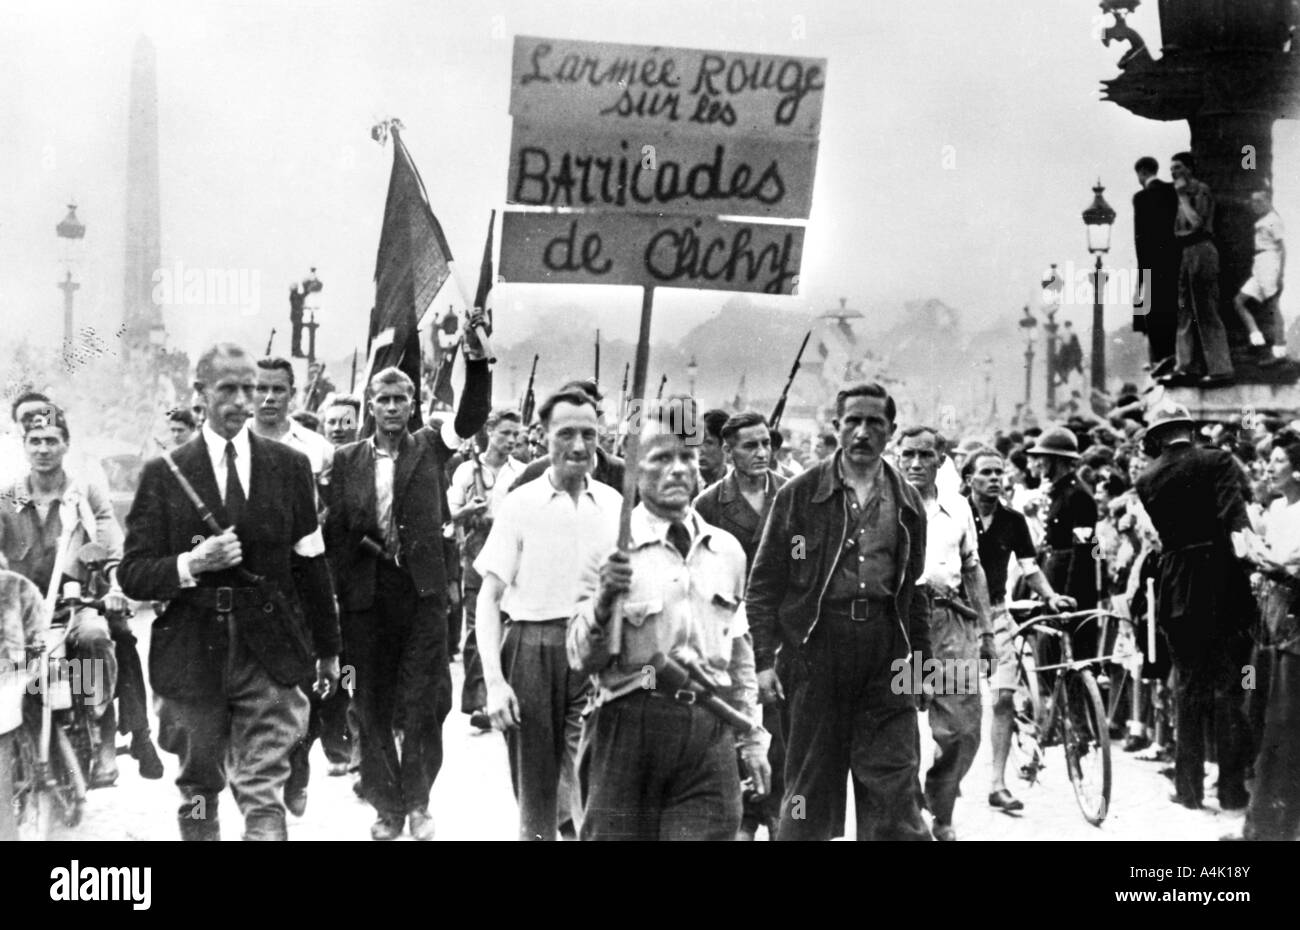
[0,0,1291,896]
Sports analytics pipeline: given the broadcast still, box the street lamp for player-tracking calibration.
[1040,263,1064,414]
[1082,179,1116,398]
[1018,304,1038,410]
[686,354,699,396]
[56,203,86,346]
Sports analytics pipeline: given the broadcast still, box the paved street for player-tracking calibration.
[43,612,1244,841]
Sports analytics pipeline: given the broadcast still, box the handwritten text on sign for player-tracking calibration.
[500,212,803,295]
[509,36,826,137]
[507,123,818,219]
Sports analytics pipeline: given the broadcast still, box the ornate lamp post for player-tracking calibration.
[56,203,85,346]
[1019,304,1038,409]
[1082,181,1116,397]
[1040,263,1064,414]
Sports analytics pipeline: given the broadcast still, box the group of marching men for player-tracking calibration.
[4,306,1299,840]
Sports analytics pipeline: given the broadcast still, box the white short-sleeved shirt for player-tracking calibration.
[473,468,621,621]
[920,494,980,591]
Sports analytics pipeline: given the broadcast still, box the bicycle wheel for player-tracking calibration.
[1060,668,1112,826]
[1010,640,1044,783]
[12,729,52,842]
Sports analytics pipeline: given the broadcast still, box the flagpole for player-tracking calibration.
[390,126,496,364]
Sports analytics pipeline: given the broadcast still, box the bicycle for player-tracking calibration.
[1005,602,1122,826]
[11,542,127,840]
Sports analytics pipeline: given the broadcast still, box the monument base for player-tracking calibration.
[1159,377,1300,422]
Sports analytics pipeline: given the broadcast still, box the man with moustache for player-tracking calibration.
[249,356,347,813]
[569,400,770,840]
[475,391,620,839]
[694,410,786,839]
[324,318,490,840]
[747,382,932,841]
[118,343,341,840]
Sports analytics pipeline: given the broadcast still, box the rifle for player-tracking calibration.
[350,348,358,392]
[520,354,539,424]
[647,652,758,736]
[265,328,276,356]
[618,362,630,422]
[769,330,811,431]
[656,374,667,402]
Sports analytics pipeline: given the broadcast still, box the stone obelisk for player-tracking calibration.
[122,35,163,355]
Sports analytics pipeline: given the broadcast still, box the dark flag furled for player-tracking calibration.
[366,123,452,430]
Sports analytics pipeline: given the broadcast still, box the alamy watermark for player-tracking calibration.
[151,261,261,316]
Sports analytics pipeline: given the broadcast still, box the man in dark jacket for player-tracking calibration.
[119,343,341,841]
[324,326,490,840]
[1136,404,1253,810]
[1132,155,1180,369]
[695,410,786,839]
[747,382,932,841]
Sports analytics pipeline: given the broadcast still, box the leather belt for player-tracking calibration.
[181,586,268,612]
[643,687,699,706]
[823,597,892,622]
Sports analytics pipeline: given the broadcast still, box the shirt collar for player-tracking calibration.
[203,421,250,464]
[630,503,711,551]
[543,466,595,500]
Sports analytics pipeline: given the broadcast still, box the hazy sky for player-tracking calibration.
[3,0,1298,363]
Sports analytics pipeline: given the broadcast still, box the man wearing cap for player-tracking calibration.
[1135,404,1253,810]
[1026,427,1099,655]
[0,404,137,787]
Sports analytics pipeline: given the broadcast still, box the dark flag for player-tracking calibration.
[366,125,452,431]
[474,209,495,317]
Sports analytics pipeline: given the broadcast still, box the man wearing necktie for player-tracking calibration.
[119,343,341,841]
[569,399,771,840]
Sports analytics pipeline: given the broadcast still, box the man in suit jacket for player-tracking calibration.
[1133,156,1181,369]
[1135,404,1254,811]
[118,343,341,841]
[324,328,490,841]
[693,410,786,840]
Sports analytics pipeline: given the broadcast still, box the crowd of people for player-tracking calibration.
[3,317,1300,842]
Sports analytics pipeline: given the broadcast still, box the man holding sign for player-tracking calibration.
[568,400,770,840]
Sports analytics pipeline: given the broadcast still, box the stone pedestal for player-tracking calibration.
[1158,379,1300,421]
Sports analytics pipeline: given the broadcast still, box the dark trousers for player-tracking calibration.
[108,613,150,736]
[1244,647,1300,839]
[1143,265,1179,364]
[740,701,787,834]
[1176,240,1233,377]
[285,680,351,799]
[578,691,741,840]
[0,729,14,841]
[925,605,982,824]
[157,619,309,841]
[500,619,588,840]
[777,611,931,841]
[342,562,451,818]
[1169,636,1250,807]
[459,575,486,714]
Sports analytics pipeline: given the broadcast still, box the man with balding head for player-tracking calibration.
[569,399,770,840]
[119,343,342,841]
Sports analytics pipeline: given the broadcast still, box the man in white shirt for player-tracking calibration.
[446,408,525,727]
[250,356,346,813]
[475,389,620,840]
[897,426,993,842]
